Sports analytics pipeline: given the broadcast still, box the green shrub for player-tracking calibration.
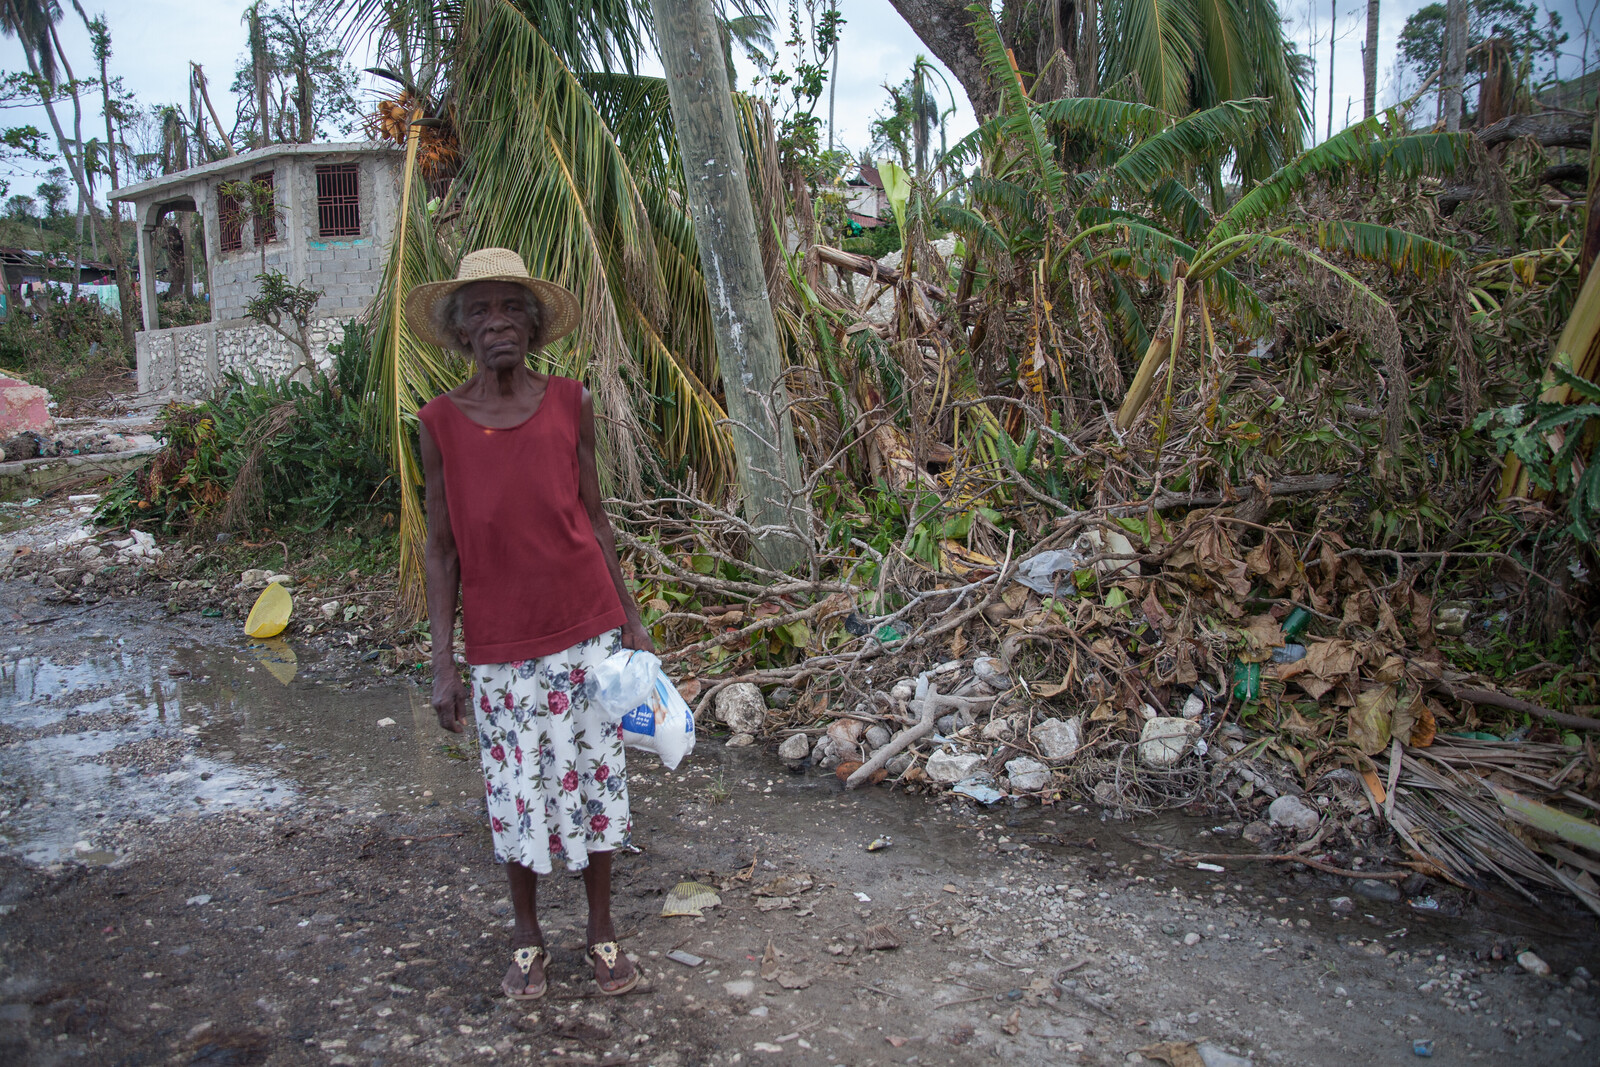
[97,322,395,534]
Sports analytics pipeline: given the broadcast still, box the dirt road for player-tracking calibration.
[1,584,1597,1066]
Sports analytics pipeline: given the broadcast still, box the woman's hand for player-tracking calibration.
[433,667,472,733]
[620,620,656,653]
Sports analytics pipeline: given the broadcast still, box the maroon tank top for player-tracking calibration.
[418,375,626,665]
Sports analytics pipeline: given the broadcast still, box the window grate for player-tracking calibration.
[252,171,278,243]
[219,189,243,252]
[316,163,361,238]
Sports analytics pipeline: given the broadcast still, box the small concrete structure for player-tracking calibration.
[112,142,405,398]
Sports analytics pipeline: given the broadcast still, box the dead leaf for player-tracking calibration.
[1001,1008,1021,1035]
[1411,699,1439,747]
[1349,685,1396,756]
[1245,539,1274,576]
[1137,1041,1206,1067]
[885,1036,908,1048]
[775,971,812,990]
[675,676,703,704]
[760,939,779,980]
[1304,639,1360,680]
[863,923,901,950]
[1141,591,1173,633]
[1242,614,1285,651]
[947,625,968,659]
[1033,675,1073,699]
[753,873,814,897]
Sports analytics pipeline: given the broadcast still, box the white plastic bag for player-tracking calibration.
[620,669,696,770]
[592,649,661,721]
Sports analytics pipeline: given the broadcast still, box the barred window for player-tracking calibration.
[252,171,278,243]
[218,188,243,252]
[316,162,361,237]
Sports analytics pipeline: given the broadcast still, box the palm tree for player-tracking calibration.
[1,0,137,347]
[891,0,1311,183]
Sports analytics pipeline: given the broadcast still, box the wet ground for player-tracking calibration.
[2,581,1598,1066]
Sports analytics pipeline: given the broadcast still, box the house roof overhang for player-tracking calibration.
[112,141,405,205]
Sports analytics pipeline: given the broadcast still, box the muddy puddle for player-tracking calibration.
[0,632,467,867]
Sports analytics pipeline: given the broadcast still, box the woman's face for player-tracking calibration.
[455,281,537,372]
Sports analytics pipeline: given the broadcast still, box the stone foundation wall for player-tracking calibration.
[133,317,352,399]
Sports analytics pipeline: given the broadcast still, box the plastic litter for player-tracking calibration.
[592,648,662,719]
[244,582,292,639]
[1412,1038,1433,1057]
[620,669,696,769]
[951,777,1004,804]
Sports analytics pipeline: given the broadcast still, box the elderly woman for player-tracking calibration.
[409,248,653,1000]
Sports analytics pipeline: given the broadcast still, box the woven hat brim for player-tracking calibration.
[403,274,580,351]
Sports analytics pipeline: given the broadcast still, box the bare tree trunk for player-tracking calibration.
[80,7,138,349]
[250,4,271,148]
[649,0,811,571]
[1327,0,1336,139]
[1443,0,1467,132]
[1077,0,1098,97]
[1363,0,1378,120]
[887,0,1002,120]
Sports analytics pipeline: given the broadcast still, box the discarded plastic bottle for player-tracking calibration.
[1281,606,1312,639]
[1270,643,1307,664]
[1231,660,1261,701]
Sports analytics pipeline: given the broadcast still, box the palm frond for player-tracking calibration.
[1101,0,1200,116]
[1312,221,1459,280]
[1107,98,1269,192]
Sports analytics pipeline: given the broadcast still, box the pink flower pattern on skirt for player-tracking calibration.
[473,628,631,873]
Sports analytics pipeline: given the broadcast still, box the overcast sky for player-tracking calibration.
[1,0,1597,203]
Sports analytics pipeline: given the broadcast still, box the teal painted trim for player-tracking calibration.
[306,238,371,250]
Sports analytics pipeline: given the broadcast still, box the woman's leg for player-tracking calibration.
[581,851,635,990]
[503,860,546,994]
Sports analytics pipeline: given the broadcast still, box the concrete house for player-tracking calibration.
[112,142,405,397]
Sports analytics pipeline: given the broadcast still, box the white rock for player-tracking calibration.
[265,573,293,587]
[778,733,811,760]
[376,717,397,727]
[1183,931,1202,946]
[725,732,756,748]
[1197,1043,1253,1067]
[1182,692,1205,719]
[865,725,891,750]
[1518,951,1553,977]
[1139,717,1201,768]
[925,750,984,784]
[240,568,271,589]
[319,600,341,620]
[1005,757,1051,792]
[715,682,767,734]
[1137,702,1159,721]
[889,680,914,703]
[972,656,1010,689]
[981,718,1012,741]
[1033,717,1082,761]
[1267,794,1321,835]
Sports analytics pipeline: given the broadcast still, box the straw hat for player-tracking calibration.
[404,247,580,350]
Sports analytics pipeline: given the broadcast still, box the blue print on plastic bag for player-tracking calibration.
[621,701,658,737]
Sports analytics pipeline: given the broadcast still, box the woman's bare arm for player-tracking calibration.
[421,422,471,731]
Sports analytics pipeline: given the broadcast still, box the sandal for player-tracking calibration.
[585,941,641,996]
[502,944,548,1002]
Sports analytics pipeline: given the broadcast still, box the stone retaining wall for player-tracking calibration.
[133,317,351,398]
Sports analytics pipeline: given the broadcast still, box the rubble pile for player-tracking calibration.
[644,509,1600,914]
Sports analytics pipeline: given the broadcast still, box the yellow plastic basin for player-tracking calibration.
[245,582,293,639]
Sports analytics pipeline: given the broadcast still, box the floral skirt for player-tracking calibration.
[472,628,631,873]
